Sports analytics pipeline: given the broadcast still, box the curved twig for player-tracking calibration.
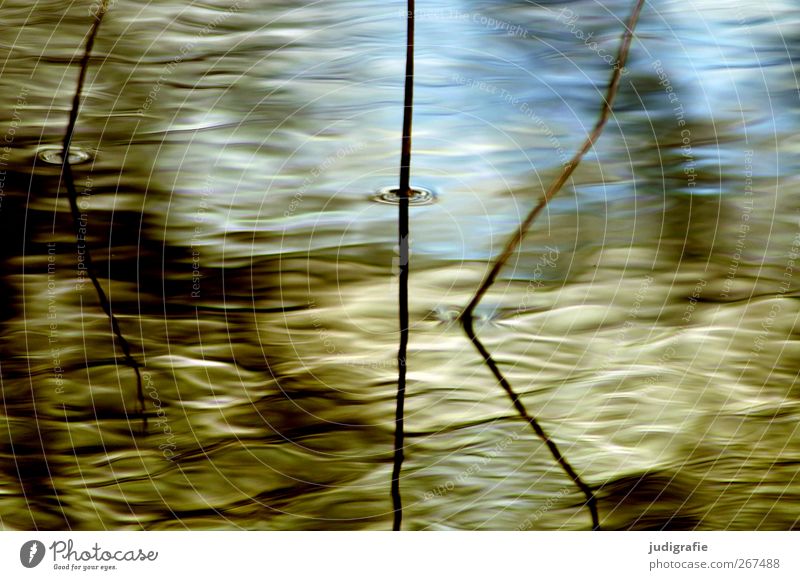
[60,0,146,432]
[459,0,646,530]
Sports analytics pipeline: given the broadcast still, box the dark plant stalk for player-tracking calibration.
[458,0,645,530]
[61,0,146,432]
[462,317,599,528]
[392,0,414,531]
[462,0,645,319]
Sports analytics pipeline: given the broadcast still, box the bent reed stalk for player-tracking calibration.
[458,0,646,530]
[60,0,147,432]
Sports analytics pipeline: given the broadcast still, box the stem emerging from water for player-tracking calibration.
[61,0,146,433]
[392,0,415,531]
[459,0,645,530]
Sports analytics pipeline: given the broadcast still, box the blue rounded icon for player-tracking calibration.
[20,541,46,568]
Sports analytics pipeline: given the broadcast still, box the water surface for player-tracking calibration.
[1,0,799,530]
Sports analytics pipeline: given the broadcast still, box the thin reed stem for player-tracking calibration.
[462,316,600,529]
[461,0,644,319]
[61,0,146,432]
[392,0,415,531]
[459,0,645,530]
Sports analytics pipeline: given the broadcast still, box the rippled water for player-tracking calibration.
[1,0,799,530]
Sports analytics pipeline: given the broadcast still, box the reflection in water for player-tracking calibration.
[56,0,147,442]
[37,147,93,166]
[0,0,799,530]
[457,0,645,531]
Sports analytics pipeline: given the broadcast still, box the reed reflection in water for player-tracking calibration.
[0,0,798,530]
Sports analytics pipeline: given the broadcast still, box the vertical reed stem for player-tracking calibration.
[61,0,146,432]
[392,0,415,531]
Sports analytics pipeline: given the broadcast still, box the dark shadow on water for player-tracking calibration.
[596,471,704,531]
